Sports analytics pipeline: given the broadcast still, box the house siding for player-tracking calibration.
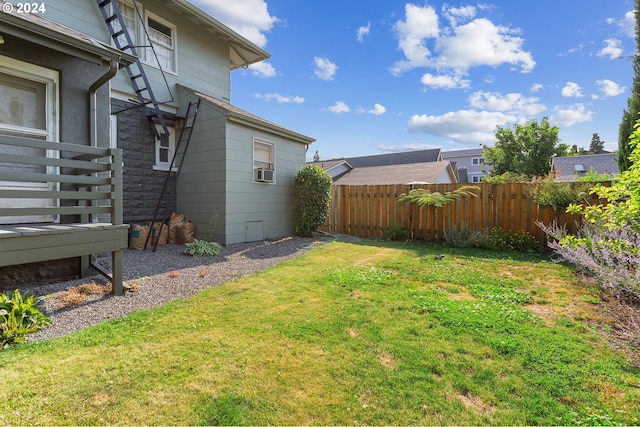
[45,0,232,104]
[112,99,177,224]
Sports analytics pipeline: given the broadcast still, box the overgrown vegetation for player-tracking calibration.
[183,239,222,257]
[527,177,590,215]
[445,226,542,253]
[383,222,409,240]
[0,289,51,348]
[294,164,332,237]
[540,118,640,304]
[0,242,637,425]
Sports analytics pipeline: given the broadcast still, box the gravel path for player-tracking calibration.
[27,235,348,343]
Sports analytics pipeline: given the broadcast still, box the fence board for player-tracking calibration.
[320,183,598,243]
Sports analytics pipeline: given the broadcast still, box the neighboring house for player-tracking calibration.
[441,148,490,183]
[309,149,458,185]
[330,161,457,185]
[39,0,314,245]
[551,153,619,182]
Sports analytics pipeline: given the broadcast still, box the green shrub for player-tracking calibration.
[528,177,590,215]
[483,227,543,253]
[294,165,332,237]
[183,239,222,257]
[384,223,409,240]
[444,227,488,248]
[0,289,51,348]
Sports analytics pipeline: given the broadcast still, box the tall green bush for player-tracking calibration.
[294,164,332,237]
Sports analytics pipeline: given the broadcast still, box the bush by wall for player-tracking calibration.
[294,165,332,237]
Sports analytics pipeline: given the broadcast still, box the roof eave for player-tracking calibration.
[228,112,315,145]
[0,12,137,66]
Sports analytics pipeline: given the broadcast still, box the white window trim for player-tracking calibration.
[0,55,59,224]
[143,11,178,75]
[253,138,276,184]
[472,157,485,165]
[153,124,177,172]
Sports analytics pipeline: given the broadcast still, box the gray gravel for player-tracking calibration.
[27,235,347,342]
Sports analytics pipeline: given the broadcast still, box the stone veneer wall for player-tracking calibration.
[111,99,177,225]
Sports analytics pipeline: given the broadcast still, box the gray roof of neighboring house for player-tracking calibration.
[333,161,455,185]
[441,148,484,158]
[177,85,315,144]
[551,153,619,181]
[343,149,442,168]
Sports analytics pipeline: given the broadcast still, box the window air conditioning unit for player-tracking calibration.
[256,168,274,182]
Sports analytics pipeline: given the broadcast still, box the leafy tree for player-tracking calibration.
[618,0,640,172]
[294,164,332,237]
[483,117,569,178]
[398,185,479,208]
[589,133,605,154]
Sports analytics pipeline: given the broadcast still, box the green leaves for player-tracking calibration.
[183,239,222,257]
[294,165,332,237]
[0,289,51,348]
[398,185,479,208]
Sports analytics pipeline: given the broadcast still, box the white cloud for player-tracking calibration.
[255,93,304,104]
[597,39,623,60]
[356,21,371,42]
[443,5,476,27]
[328,101,350,114]
[420,73,470,89]
[314,56,338,81]
[390,3,440,74]
[407,110,520,145]
[248,61,276,78]
[550,103,593,127]
[391,4,534,75]
[530,83,544,92]
[593,79,626,98]
[363,103,386,115]
[468,91,545,115]
[190,0,278,48]
[619,10,635,38]
[435,18,535,73]
[561,82,584,98]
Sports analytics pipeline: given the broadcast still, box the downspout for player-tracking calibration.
[87,59,120,281]
[89,59,119,147]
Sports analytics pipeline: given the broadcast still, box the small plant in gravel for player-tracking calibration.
[183,239,222,257]
[0,289,51,348]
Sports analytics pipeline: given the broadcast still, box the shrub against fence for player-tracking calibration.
[319,183,597,244]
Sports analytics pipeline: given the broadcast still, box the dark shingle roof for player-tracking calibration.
[551,153,619,181]
[344,149,442,168]
[333,161,455,185]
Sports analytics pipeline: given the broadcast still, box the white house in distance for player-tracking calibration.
[441,148,490,183]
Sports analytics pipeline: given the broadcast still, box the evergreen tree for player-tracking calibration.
[618,0,640,171]
[589,133,605,154]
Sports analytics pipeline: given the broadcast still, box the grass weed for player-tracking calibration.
[0,241,637,425]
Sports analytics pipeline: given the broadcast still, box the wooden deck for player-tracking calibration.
[0,135,128,295]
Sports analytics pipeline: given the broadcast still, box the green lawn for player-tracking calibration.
[0,241,638,425]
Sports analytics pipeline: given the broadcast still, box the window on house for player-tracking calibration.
[253,139,275,183]
[146,13,176,73]
[471,175,482,183]
[113,1,138,51]
[472,157,484,165]
[153,124,176,171]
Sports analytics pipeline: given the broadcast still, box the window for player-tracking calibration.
[146,13,176,73]
[253,139,275,183]
[472,157,484,165]
[113,1,138,51]
[471,175,482,183]
[153,124,176,171]
[110,114,118,149]
[0,55,58,223]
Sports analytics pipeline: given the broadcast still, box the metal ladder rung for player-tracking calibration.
[105,14,118,24]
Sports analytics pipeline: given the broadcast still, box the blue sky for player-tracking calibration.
[190,0,636,161]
